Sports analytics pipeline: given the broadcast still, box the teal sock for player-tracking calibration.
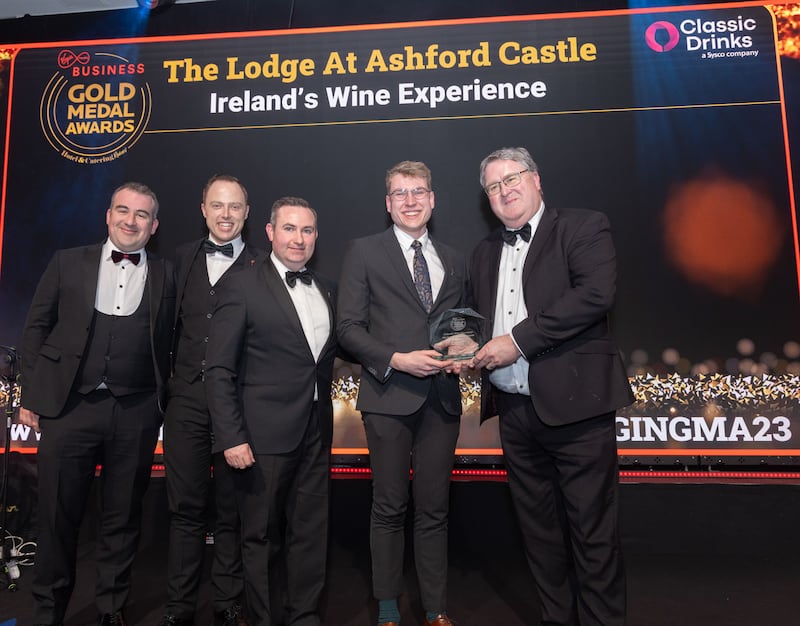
[378,598,401,624]
[426,612,446,622]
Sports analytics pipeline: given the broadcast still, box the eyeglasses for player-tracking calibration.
[389,187,430,201]
[484,169,530,196]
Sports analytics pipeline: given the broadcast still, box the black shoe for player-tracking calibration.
[98,612,126,626]
[214,603,248,626]
[155,615,194,626]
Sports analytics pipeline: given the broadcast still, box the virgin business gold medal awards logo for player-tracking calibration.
[40,49,152,164]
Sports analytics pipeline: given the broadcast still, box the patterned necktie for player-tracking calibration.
[203,239,234,257]
[501,222,532,245]
[411,240,433,313]
[286,269,313,287]
[111,250,140,265]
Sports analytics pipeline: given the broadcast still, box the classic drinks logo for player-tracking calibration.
[39,49,152,163]
[644,13,761,60]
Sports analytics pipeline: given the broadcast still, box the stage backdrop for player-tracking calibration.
[1,3,800,467]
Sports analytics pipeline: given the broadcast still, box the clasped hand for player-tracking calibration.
[445,334,522,375]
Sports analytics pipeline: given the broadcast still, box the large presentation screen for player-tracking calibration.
[1,3,799,466]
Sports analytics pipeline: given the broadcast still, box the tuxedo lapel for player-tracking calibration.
[261,259,315,360]
[176,240,204,316]
[314,278,337,360]
[523,208,556,281]
[481,232,504,322]
[80,244,104,312]
[381,228,429,314]
[147,254,165,326]
[429,237,458,313]
[215,242,258,288]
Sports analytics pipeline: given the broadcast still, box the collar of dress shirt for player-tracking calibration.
[392,224,430,251]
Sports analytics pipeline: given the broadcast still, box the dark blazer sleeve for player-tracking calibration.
[336,236,396,382]
[19,252,62,399]
[512,210,618,358]
[19,246,99,417]
[204,270,250,452]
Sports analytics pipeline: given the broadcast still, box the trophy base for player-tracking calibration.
[433,353,476,362]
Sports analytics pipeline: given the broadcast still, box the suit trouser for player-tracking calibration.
[362,395,460,613]
[32,390,161,625]
[163,376,244,617]
[495,391,626,626]
[234,404,330,626]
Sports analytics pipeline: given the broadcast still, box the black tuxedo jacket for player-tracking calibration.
[171,237,263,365]
[205,253,338,455]
[470,207,633,426]
[337,227,468,416]
[19,242,176,417]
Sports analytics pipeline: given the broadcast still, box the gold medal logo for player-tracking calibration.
[40,50,151,164]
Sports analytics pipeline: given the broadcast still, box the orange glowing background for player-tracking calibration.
[772,3,800,57]
[661,174,784,297]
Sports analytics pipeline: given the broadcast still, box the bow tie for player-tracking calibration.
[111,250,141,265]
[204,239,234,257]
[285,269,313,287]
[501,223,532,245]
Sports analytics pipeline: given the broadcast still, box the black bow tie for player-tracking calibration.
[285,270,313,287]
[501,223,532,245]
[111,250,141,265]
[204,239,234,257]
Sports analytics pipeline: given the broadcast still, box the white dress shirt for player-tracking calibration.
[95,239,148,316]
[206,235,245,286]
[489,202,546,395]
[271,253,331,401]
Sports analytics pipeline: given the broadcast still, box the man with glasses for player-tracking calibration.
[337,161,468,626]
[468,147,633,626]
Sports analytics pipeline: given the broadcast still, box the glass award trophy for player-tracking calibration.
[430,307,485,361]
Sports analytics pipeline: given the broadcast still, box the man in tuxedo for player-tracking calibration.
[17,182,175,626]
[468,147,634,626]
[157,174,257,626]
[336,161,468,626]
[205,197,337,626]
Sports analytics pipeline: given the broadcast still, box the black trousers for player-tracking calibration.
[495,391,626,626]
[362,394,460,614]
[235,404,330,626]
[163,376,244,617]
[32,390,162,624]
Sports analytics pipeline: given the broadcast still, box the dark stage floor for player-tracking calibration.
[2,476,799,626]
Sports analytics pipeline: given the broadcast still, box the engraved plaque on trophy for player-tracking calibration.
[430,308,485,361]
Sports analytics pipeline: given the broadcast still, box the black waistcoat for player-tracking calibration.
[174,249,242,382]
[75,287,155,396]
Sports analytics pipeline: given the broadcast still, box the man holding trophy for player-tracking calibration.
[337,160,472,626]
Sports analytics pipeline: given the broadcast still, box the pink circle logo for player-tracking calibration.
[645,21,680,52]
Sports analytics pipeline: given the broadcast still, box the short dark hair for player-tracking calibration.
[111,182,159,217]
[270,196,317,227]
[203,174,248,205]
